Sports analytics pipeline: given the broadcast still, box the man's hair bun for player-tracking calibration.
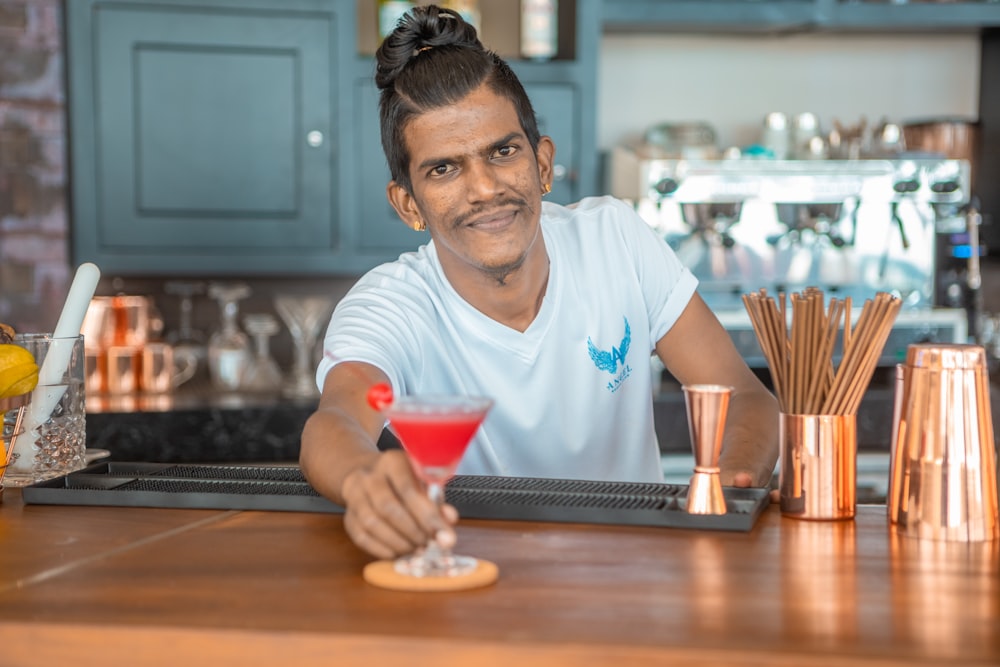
[375,5,482,91]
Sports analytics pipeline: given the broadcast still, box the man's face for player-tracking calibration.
[388,84,554,285]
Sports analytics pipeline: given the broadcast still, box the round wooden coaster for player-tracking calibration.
[363,558,499,592]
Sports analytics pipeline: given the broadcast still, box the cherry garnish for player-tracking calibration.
[366,382,394,411]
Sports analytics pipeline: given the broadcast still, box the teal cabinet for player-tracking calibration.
[353,76,410,256]
[68,0,354,275]
[67,0,601,276]
[524,82,580,206]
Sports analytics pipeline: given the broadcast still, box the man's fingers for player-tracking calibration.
[441,503,459,524]
[341,450,453,559]
[725,471,755,488]
[344,504,421,559]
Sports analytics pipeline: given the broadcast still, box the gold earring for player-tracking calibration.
[414,219,426,232]
[542,183,552,196]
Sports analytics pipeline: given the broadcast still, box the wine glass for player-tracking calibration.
[273,294,334,400]
[241,313,283,393]
[207,282,252,391]
[164,280,207,380]
[380,394,493,578]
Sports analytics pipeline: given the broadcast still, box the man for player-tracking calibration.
[300,5,778,560]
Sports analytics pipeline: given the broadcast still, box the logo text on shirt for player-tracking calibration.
[587,317,632,392]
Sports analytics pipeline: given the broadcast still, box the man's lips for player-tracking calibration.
[464,208,518,230]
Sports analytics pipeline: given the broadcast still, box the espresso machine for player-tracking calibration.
[609,147,972,368]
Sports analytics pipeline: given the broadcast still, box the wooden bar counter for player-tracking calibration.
[0,489,996,666]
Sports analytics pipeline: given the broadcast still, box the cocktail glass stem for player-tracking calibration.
[394,479,476,577]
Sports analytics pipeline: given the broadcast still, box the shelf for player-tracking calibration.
[601,1,1000,33]
[829,2,1000,31]
[602,1,817,33]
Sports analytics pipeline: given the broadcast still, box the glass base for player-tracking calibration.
[2,462,86,488]
[393,551,479,578]
[282,374,320,399]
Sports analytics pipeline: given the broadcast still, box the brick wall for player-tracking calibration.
[0,0,68,334]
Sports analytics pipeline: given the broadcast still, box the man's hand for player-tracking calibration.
[726,470,780,503]
[341,449,458,559]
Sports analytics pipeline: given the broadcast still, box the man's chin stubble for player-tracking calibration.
[482,254,527,287]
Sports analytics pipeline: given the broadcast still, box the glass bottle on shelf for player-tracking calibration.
[521,0,558,61]
[441,0,481,33]
[207,282,252,392]
[378,0,414,39]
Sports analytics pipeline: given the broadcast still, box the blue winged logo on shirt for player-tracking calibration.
[587,317,631,374]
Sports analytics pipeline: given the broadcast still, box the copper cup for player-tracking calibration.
[779,413,857,520]
[105,345,140,395]
[139,342,197,394]
[888,343,999,542]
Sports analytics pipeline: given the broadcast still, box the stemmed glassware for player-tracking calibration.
[378,393,494,578]
[207,283,252,391]
[164,281,206,347]
[273,294,334,400]
[164,280,207,380]
[241,313,283,393]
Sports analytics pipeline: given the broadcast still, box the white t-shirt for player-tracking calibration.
[317,196,698,482]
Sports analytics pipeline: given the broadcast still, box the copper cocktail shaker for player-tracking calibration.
[683,384,731,515]
[888,343,999,542]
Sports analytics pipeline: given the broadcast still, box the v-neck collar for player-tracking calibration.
[428,231,557,362]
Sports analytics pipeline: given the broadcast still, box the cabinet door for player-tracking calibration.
[354,78,423,255]
[523,82,579,205]
[69,1,338,274]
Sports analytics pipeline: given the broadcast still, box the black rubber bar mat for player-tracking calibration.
[21,462,770,532]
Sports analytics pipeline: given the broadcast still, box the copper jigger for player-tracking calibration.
[888,343,999,542]
[683,384,732,515]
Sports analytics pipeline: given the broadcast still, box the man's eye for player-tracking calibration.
[494,145,517,158]
[430,164,451,176]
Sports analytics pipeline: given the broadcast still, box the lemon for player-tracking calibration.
[0,345,40,399]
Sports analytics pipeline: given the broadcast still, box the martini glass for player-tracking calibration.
[381,394,493,578]
[274,294,335,400]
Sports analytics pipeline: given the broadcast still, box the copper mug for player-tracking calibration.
[82,296,158,394]
[82,296,153,350]
[139,342,197,394]
[105,343,196,395]
[888,344,999,542]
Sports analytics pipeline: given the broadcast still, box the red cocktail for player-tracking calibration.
[381,393,493,578]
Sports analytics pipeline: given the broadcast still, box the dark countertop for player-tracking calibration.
[84,365,1000,465]
[82,384,905,465]
[85,390,316,464]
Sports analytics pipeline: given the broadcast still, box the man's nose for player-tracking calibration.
[464,161,504,200]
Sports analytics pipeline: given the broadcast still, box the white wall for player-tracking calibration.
[598,32,981,153]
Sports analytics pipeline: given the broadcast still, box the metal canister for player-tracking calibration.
[888,343,999,541]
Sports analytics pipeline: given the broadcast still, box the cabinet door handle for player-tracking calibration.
[306,130,324,147]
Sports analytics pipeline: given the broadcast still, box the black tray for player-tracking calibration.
[21,462,770,532]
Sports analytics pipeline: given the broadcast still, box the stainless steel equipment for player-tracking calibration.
[609,146,971,366]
